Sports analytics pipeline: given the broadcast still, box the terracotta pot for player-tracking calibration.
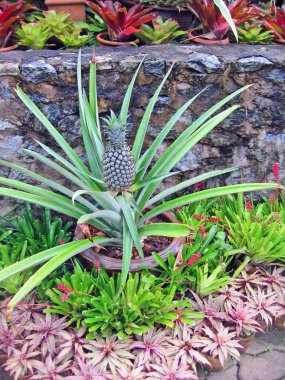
[45,0,86,21]
[96,32,139,47]
[0,43,18,52]
[75,211,184,271]
[188,31,230,44]
[203,354,226,372]
[124,1,198,30]
[0,354,8,365]
[238,333,255,353]
[275,316,285,330]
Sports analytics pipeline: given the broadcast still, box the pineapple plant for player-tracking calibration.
[102,111,136,192]
[0,51,278,314]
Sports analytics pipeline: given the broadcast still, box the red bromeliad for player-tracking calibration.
[0,0,33,48]
[186,0,257,40]
[85,0,156,42]
[253,4,285,41]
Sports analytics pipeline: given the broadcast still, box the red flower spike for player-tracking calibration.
[246,200,252,212]
[61,294,70,302]
[273,162,280,180]
[57,284,73,294]
[185,253,202,267]
[58,239,64,245]
[193,214,205,220]
[208,216,221,223]
[94,261,101,270]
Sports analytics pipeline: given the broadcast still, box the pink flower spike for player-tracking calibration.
[94,261,101,270]
[186,253,202,267]
[273,162,280,180]
[193,214,205,220]
[57,284,73,294]
[208,216,221,223]
[58,239,64,245]
[246,201,252,212]
[61,294,69,302]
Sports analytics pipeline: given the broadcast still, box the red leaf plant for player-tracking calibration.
[68,356,108,380]
[84,336,135,375]
[146,357,198,380]
[0,0,34,48]
[4,343,41,380]
[247,287,283,329]
[227,299,261,338]
[26,313,68,358]
[167,324,210,372]
[200,323,242,366]
[85,0,157,42]
[30,354,72,380]
[253,4,285,41]
[130,328,170,370]
[186,0,257,40]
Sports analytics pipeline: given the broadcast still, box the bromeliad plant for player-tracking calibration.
[0,50,278,313]
[186,0,257,41]
[0,0,33,49]
[253,4,285,42]
[135,16,186,44]
[15,10,92,49]
[85,0,156,42]
[237,22,274,44]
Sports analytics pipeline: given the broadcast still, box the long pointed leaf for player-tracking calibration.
[6,237,115,310]
[15,86,88,174]
[135,88,207,179]
[132,61,175,162]
[121,220,133,291]
[118,195,144,259]
[137,105,240,211]
[138,223,189,237]
[146,168,238,207]
[139,183,278,223]
[0,159,97,211]
[120,57,145,122]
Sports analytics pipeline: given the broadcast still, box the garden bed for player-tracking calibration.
[0,38,285,380]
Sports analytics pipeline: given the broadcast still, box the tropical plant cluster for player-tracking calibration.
[1,0,285,51]
[0,197,285,379]
[0,49,284,378]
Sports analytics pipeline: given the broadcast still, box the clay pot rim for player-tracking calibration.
[75,211,184,271]
[188,30,230,44]
[0,43,18,52]
[96,32,139,46]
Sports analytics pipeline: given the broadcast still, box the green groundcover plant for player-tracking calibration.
[0,50,278,314]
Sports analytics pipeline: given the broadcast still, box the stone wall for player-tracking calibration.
[0,45,285,212]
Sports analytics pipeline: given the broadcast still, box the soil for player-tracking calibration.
[88,216,173,260]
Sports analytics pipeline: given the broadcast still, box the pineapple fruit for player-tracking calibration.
[102,111,136,192]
